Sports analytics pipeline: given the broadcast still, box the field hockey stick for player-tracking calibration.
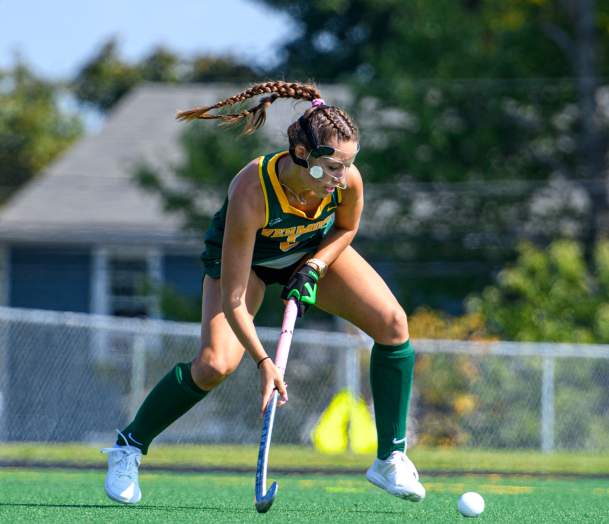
[254,297,298,514]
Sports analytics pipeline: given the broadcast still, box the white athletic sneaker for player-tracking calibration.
[366,451,426,502]
[101,431,142,504]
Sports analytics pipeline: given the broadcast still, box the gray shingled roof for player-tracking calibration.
[0,83,350,247]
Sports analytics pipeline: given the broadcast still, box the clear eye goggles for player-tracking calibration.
[288,109,359,190]
[306,145,360,189]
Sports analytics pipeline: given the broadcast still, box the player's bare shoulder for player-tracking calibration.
[226,157,267,229]
[343,163,364,201]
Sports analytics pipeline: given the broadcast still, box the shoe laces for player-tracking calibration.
[101,430,141,481]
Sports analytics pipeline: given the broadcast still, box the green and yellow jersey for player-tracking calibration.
[201,151,342,278]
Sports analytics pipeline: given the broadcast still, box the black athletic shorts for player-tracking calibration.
[203,255,309,286]
[251,258,306,286]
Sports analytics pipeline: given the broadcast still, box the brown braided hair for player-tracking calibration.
[176,80,358,146]
[288,105,358,151]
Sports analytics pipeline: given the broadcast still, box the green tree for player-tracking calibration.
[187,55,262,83]
[468,239,609,342]
[139,46,181,83]
[71,39,141,112]
[257,0,608,82]
[0,64,82,200]
[254,0,609,309]
[71,38,262,112]
[466,238,609,449]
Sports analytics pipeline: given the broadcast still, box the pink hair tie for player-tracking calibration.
[311,98,326,107]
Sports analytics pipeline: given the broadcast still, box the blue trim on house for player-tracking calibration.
[10,246,91,313]
[163,254,202,298]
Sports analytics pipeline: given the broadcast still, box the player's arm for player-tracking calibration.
[312,164,364,266]
[281,166,363,316]
[220,162,268,364]
[221,161,288,412]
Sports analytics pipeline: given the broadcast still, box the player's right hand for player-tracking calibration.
[259,358,288,415]
[281,264,319,317]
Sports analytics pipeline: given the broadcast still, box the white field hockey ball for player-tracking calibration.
[458,491,485,517]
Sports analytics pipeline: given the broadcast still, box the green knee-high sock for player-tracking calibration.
[370,339,415,460]
[118,362,208,454]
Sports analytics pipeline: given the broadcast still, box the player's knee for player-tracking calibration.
[191,351,237,389]
[376,306,409,345]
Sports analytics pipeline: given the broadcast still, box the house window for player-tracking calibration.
[91,247,162,363]
[91,247,162,319]
[109,256,151,318]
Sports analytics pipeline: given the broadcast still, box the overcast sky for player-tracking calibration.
[0,0,294,79]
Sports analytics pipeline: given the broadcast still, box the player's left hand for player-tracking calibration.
[259,358,288,415]
[281,264,319,317]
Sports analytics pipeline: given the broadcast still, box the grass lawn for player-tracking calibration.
[0,468,607,523]
[1,443,608,476]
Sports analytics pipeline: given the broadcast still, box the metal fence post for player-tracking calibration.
[129,335,147,419]
[541,355,555,453]
[0,322,6,441]
[335,317,363,452]
[345,346,360,452]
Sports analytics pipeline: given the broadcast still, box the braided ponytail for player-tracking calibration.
[176,81,321,135]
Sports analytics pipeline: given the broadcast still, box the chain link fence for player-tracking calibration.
[0,306,608,452]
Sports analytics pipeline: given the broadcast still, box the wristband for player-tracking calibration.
[257,356,272,369]
[306,258,328,278]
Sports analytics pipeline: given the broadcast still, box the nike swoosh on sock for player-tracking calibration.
[128,432,144,446]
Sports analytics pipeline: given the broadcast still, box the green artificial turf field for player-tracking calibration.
[0,468,607,523]
[2,444,609,476]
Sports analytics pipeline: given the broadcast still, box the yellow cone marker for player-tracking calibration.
[311,389,376,454]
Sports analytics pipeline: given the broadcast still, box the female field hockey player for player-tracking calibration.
[103,81,425,505]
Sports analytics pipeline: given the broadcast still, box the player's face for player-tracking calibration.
[307,138,359,195]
